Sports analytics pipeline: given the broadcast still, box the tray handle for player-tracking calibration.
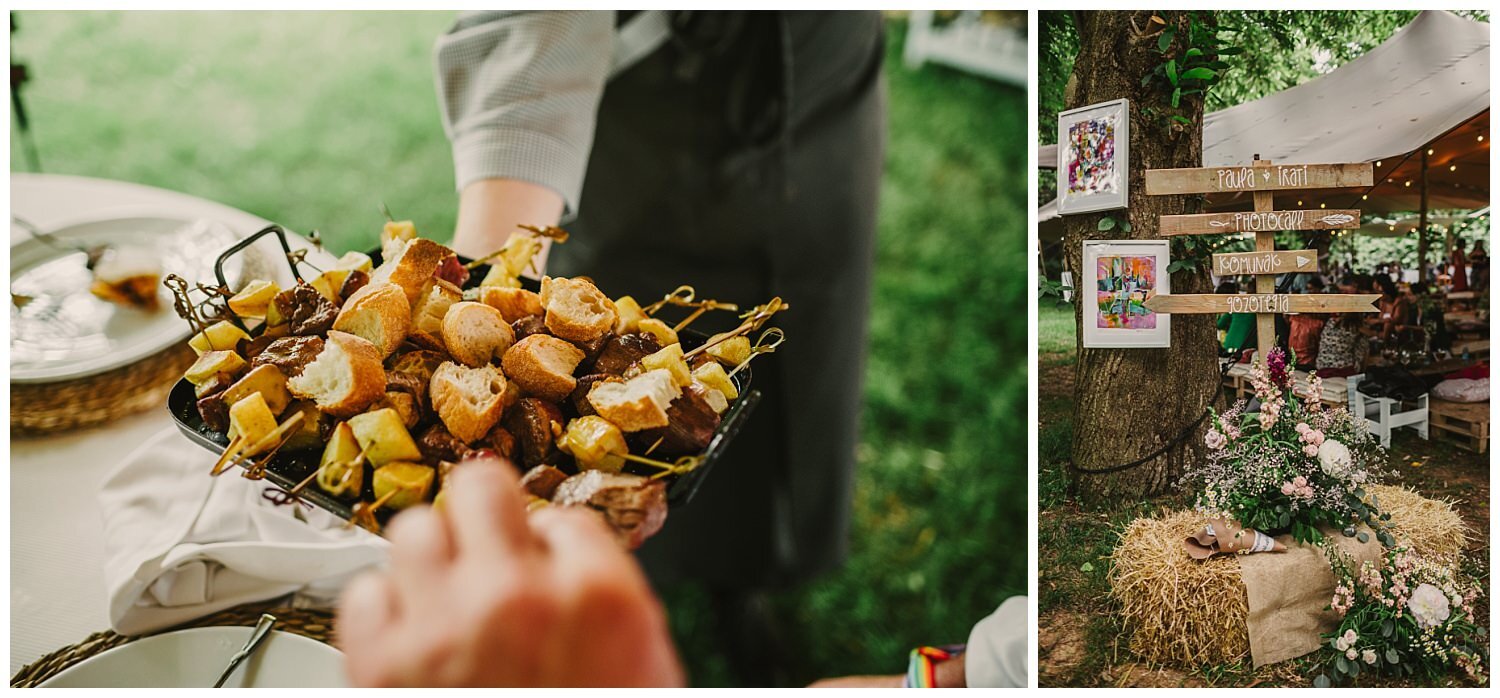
[212,224,310,333]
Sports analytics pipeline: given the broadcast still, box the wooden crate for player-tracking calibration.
[1428,399,1490,453]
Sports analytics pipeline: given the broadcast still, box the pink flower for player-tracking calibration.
[1345,648,1359,661]
[1295,422,1311,434]
[1281,483,1295,496]
[1205,429,1227,450]
[1304,444,1320,457]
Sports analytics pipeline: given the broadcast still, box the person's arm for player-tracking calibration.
[434,10,613,260]
[336,453,685,687]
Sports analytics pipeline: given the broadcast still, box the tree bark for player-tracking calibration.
[1064,11,1221,504]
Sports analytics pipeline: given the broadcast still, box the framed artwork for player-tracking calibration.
[1082,239,1170,348]
[1057,98,1130,215]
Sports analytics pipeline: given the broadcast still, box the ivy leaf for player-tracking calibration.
[1185,47,1203,58]
[1080,561,1095,572]
[1098,217,1116,232]
[1166,59,1179,86]
[1121,221,1133,233]
[1181,67,1217,82]
[1158,27,1175,54]
[1170,115,1194,126]
[1219,46,1245,56]
[1171,88,1182,108]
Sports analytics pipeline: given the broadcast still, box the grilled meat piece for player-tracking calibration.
[569,373,622,417]
[511,314,548,341]
[638,384,721,455]
[434,255,469,288]
[504,397,566,468]
[194,373,235,433]
[339,269,371,300]
[248,335,325,378]
[520,464,568,501]
[418,424,470,467]
[552,470,668,549]
[481,424,518,462]
[273,284,337,336]
[590,332,661,376]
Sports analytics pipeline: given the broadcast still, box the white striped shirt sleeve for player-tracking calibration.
[433,10,614,219]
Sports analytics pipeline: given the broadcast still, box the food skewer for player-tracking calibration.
[623,455,704,481]
[347,488,401,534]
[683,296,790,360]
[210,411,306,477]
[728,328,785,379]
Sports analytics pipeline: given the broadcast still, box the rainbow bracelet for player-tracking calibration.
[903,644,965,688]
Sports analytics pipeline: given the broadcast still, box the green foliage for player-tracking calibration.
[1141,12,1236,120]
[13,12,1027,686]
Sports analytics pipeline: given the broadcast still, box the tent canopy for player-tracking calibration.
[1041,9,1490,227]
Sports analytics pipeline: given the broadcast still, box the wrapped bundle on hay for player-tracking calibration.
[1107,351,1471,669]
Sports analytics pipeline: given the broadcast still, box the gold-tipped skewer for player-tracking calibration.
[727,328,786,379]
[210,412,306,477]
[683,296,790,360]
[621,454,704,481]
[643,285,697,316]
[347,488,400,534]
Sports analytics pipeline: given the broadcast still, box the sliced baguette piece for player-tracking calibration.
[287,330,386,418]
[370,237,454,306]
[409,278,464,350]
[587,368,681,432]
[430,361,509,443]
[479,286,545,323]
[442,301,516,367]
[501,334,586,402]
[332,282,412,358]
[540,276,618,343]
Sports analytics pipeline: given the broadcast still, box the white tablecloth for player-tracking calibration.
[8,174,279,673]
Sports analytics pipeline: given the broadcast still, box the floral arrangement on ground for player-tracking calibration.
[1180,347,1395,546]
[1315,546,1487,686]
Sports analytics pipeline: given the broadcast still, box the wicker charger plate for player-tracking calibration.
[10,603,338,688]
[10,342,197,436]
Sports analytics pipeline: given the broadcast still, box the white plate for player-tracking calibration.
[38,627,347,688]
[9,213,276,383]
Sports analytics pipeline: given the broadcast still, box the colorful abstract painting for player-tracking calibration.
[1095,255,1156,329]
[1067,115,1118,196]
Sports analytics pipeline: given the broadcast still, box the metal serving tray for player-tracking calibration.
[166,225,759,529]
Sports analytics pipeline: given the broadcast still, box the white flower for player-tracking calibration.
[1335,637,1350,652]
[1362,649,1377,665]
[1345,648,1359,661]
[1318,440,1352,477]
[1409,583,1452,629]
[1205,429,1227,450]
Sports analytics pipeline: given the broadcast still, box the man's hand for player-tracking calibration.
[336,453,685,687]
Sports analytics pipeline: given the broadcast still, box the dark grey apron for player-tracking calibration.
[551,11,885,588]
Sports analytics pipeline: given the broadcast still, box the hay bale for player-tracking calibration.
[1370,484,1468,567]
[1108,511,1251,667]
[1109,489,1468,669]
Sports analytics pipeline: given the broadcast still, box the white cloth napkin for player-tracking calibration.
[99,428,389,636]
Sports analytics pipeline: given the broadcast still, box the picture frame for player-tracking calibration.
[1082,239,1170,348]
[1057,98,1130,215]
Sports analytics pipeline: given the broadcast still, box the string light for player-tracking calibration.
[1376,160,1383,167]
[1427,148,1434,156]
[1320,203,1327,209]
[1450,164,1457,172]
[1297,200,1303,206]
[1479,135,1485,142]
[1405,181,1412,187]
[1362,194,1369,200]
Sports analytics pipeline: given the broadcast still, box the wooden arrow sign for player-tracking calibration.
[1212,250,1319,276]
[1160,209,1361,236]
[1144,163,1374,195]
[1142,293,1378,315]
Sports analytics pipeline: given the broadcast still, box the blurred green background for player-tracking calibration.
[11,11,1027,686]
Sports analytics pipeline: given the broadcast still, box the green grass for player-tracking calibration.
[12,11,1028,686]
[1038,301,1076,357]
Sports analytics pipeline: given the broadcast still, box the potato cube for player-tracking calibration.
[374,462,435,510]
[347,408,422,466]
[317,421,364,496]
[706,335,751,367]
[227,392,278,454]
[309,270,344,303]
[188,320,250,356]
[227,280,280,319]
[221,364,292,416]
[614,295,647,335]
[185,350,247,386]
[336,250,374,274]
[282,401,324,451]
[640,343,693,388]
[381,220,418,249]
[636,318,679,347]
[692,360,739,401]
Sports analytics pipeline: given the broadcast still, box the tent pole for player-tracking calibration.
[1418,148,1429,283]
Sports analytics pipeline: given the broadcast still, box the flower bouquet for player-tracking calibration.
[1315,547,1487,686]
[1181,348,1394,546]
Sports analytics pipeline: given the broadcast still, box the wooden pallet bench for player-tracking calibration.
[1428,399,1490,453]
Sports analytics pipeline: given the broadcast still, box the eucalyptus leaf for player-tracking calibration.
[1098,217,1116,231]
[1121,221,1133,233]
[1357,532,1369,544]
[1385,648,1399,664]
[1314,674,1332,689]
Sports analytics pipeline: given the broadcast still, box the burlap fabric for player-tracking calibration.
[1239,525,1382,668]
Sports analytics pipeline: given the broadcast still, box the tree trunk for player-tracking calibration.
[1064,11,1221,504]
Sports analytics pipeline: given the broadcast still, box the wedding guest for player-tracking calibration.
[1316,314,1370,376]
[1215,280,1255,359]
[1370,274,1413,340]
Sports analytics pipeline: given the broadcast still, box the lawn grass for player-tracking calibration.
[11,11,1028,686]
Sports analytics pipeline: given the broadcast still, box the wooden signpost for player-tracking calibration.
[1142,157,1377,361]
